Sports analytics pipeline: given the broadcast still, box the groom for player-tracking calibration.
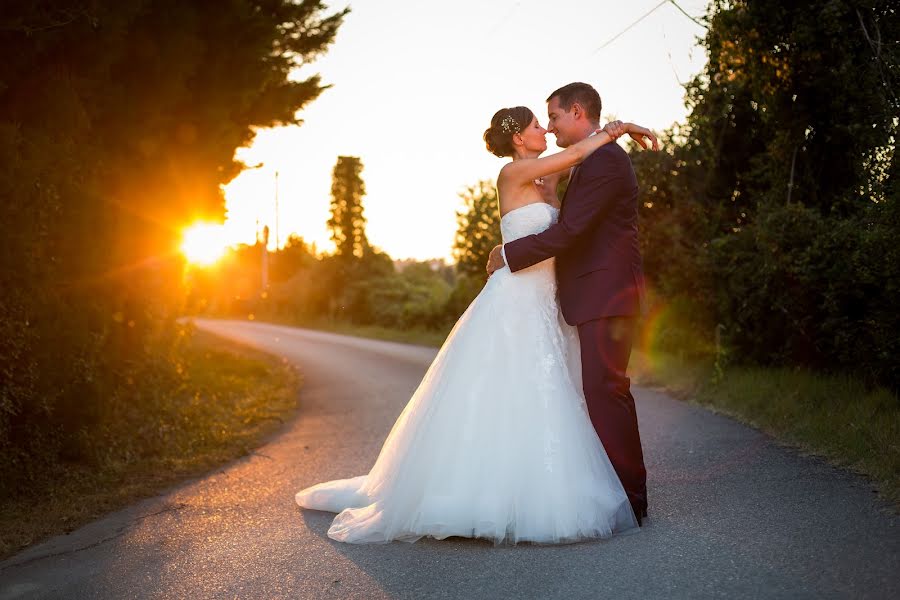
[487,82,649,524]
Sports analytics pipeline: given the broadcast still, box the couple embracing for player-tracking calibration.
[296,82,659,544]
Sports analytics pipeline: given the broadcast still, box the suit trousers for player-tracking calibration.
[577,316,648,517]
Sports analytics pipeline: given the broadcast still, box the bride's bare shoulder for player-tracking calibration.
[498,162,534,190]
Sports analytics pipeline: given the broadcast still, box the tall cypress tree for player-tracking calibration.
[327,156,370,259]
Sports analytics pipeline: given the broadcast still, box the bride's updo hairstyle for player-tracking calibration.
[483,106,534,158]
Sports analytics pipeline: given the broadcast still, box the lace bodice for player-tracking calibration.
[500,202,559,244]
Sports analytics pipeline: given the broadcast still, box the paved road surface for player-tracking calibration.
[1,319,897,599]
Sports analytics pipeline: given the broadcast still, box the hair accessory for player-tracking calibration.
[500,115,520,134]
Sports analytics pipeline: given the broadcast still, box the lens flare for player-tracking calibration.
[181,223,227,265]
[638,301,671,374]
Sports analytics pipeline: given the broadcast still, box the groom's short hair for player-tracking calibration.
[547,82,602,123]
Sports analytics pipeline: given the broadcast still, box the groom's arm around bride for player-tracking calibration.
[507,139,651,521]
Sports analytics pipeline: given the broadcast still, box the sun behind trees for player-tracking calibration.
[184,158,497,335]
[0,1,348,495]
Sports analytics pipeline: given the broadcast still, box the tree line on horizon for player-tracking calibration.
[184,157,493,333]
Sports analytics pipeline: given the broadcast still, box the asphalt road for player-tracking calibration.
[1,319,897,600]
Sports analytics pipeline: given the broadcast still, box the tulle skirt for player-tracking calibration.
[295,262,638,544]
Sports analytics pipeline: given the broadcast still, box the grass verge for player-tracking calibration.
[0,331,300,561]
[630,350,900,507]
[260,314,451,348]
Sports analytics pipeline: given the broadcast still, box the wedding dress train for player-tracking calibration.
[295,202,638,544]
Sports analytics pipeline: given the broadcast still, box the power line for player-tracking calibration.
[593,0,707,54]
[594,0,667,53]
[668,0,708,30]
[485,1,523,38]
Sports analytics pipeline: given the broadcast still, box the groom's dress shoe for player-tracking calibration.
[634,508,648,527]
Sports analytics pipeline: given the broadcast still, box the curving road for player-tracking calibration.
[1,319,897,599]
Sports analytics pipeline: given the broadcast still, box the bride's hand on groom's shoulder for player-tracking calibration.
[625,123,660,151]
[601,120,626,140]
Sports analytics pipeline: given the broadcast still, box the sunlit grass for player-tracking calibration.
[0,331,299,560]
[306,319,451,348]
[264,314,453,348]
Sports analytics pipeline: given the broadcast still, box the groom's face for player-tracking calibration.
[547,96,578,148]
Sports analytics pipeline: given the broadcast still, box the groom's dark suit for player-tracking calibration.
[503,141,648,520]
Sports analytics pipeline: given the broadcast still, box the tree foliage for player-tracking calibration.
[452,180,501,279]
[680,0,898,219]
[328,156,371,260]
[631,0,899,389]
[0,0,347,489]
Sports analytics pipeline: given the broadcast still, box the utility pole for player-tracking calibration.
[261,225,269,291]
[274,170,280,251]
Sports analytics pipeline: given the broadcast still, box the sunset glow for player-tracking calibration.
[220,0,711,261]
[181,223,228,266]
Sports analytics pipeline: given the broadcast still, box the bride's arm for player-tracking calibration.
[500,122,658,188]
[500,126,617,186]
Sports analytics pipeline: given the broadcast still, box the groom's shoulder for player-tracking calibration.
[594,141,628,160]
[584,142,631,171]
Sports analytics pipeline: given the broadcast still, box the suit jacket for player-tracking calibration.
[504,142,647,326]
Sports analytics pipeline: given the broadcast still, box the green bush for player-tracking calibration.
[635,135,898,391]
[704,200,898,389]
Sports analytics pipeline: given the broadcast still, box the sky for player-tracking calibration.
[220,0,710,261]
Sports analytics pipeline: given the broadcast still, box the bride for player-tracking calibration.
[295,106,657,545]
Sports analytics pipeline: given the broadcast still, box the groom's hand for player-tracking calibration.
[486,245,506,276]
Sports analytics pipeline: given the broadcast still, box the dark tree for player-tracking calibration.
[630,0,900,388]
[271,234,317,283]
[0,0,347,486]
[679,0,898,221]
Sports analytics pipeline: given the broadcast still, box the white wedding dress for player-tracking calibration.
[295,202,638,544]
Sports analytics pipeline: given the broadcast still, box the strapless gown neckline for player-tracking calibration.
[500,201,558,220]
